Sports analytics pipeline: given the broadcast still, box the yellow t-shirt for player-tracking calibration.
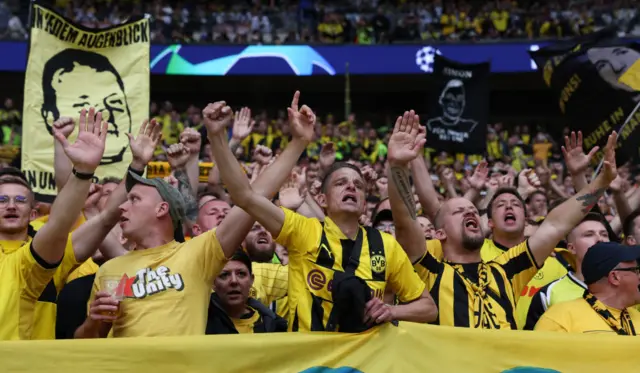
[90,229,227,337]
[0,237,72,340]
[275,208,426,332]
[535,298,640,334]
[231,308,261,334]
[416,239,538,329]
[251,263,288,306]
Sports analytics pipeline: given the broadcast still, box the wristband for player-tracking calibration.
[128,165,145,176]
[72,168,95,180]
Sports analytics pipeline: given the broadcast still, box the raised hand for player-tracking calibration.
[561,131,599,176]
[599,131,618,184]
[309,179,322,196]
[53,116,76,139]
[54,107,108,174]
[376,177,388,198]
[83,183,103,213]
[361,165,378,187]
[279,178,305,210]
[180,127,202,155]
[517,169,541,198]
[232,107,254,141]
[252,145,273,166]
[536,165,552,187]
[166,143,190,170]
[287,91,316,142]
[319,142,336,170]
[127,118,162,169]
[203,101,234,136]
[387,110,426,166]
[467,160,489,190]
[485,178,500,192]
[292,166,307,190]
[359,214,372,226]
[439,167,456,185]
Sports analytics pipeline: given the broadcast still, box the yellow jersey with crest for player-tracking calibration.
[90,228,227,337]
[275,207,426,332]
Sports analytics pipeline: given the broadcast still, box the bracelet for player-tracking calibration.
[128,165,145,176]
[72,168,95,180]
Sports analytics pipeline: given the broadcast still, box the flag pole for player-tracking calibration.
[344,62,351,121]
[592,100,640,178]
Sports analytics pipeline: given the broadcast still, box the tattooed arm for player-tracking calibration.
[528,132,619,267]
[388,165,427,263]
[174,169,198,223]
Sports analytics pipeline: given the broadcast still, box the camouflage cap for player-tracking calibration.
[126,171,187,242]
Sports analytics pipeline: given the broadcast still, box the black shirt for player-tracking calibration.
[56,274,95,339]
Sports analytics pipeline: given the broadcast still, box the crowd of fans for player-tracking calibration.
[1,0,639,43]
[0,89,639,341]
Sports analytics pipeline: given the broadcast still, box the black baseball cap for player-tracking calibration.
[372,209,393,227]
[582,242,640,284]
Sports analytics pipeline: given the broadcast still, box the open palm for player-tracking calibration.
[232,107,254,141]
[128,119,162,165]
[288,91,316,142]
[388,110,425,166]
[562,131,599,175]
[54,107,107,173]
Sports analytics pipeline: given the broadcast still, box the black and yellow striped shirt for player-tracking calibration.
[275,208,426,332]
[415,240,539,329]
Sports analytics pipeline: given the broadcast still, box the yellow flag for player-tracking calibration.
[1,323,640,372]
[22,2,149,200]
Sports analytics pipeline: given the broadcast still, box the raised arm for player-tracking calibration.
[410,154,441,222]
[52,117,75,192]
[179,128,203,196]
[528,132,618,267]
[387,111,428,263]
[33,108,107,264]
[205,92,316,253]
[71,119,161,261]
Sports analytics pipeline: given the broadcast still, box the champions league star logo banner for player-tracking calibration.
[530,28,640,166]
[426,55,490,155]
[22,2,149,201]
[0,323,638,372]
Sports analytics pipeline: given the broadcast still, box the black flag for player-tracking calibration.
[426,55,490,155]
[530,29,640,166]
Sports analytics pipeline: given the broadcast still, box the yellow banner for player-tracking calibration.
[147,161,213,183]
[2,323,639,372]
[22,2,150,200]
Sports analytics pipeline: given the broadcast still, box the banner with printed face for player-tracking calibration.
[530,28,640,167]
[426,55,490,155]
[22,2,149,201]
[2,323,640,372]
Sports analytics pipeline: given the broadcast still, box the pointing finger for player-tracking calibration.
[291,91,300,112]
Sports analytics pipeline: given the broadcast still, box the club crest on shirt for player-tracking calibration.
[370,255,386,274]
[534,270,544,280]
[114,266,184,299]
